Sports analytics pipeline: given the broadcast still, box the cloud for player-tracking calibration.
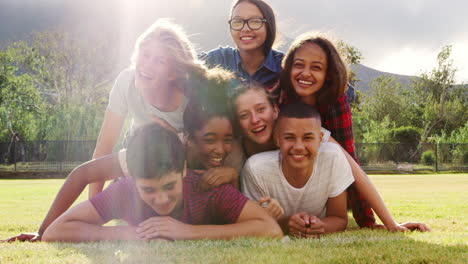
[270,0,468,82]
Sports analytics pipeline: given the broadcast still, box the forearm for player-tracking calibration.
[90,138,115,197]
[187,218,282,240]
[38,166,89,236]
[43,221,138,242]
[38,157,124,236]
[349,159,397,228]
[321,216,347,234]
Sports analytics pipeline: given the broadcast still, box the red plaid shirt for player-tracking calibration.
[281,93,376,227]
[316,94,376,227]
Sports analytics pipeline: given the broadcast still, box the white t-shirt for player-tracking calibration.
[107,68,187,133]
[241,142,354,219]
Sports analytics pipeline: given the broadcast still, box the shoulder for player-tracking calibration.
[116,68,135,83]
[271,49,285,60]
[90,176,135,206]
[183,169,203,186]
[245,150,279,169]
[319,142,343,156]
[200,46,237,61]
[112,68,135,91]
[243,150,280,181]
[316,142,347,163]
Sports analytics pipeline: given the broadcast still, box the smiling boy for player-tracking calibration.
[42,124,282,242]
[241,103,354,238]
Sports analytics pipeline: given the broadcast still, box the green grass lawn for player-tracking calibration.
[1,174,467,263]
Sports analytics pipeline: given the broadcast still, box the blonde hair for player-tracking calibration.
[130,19,208,90]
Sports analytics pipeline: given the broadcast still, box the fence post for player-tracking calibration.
[435,143,438,172]
[59,141,64,171]
[13,140,17,171]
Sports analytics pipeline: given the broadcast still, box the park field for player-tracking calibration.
[0,174,467,263]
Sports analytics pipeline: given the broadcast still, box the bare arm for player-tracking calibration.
[42,201,140,242]
[90,109,125,198]
[329,137,430,231]
[288,191,348,238]
[137,200,283,240]
[198,166,239,190]
[37,153,124,238]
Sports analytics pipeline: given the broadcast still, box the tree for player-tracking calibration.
[412,45,467,143]
[360,75,419,128]
[0,49,44,143]
[337,40,363,86]
[3,30,120,141]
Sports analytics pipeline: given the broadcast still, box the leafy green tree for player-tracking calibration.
[360,75,419,128]
[412,45,467,143]
[337,40,363,86]
[0,49,44,142]
[4,30,119,141]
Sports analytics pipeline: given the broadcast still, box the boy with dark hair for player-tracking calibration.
[241,102,353,238]
[43,124,282,242]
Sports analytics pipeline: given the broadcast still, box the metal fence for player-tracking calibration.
[0,140,467,173]
[356,143,467,172]
[0,140,96,171]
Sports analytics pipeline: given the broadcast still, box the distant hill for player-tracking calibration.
[351,64,417,93]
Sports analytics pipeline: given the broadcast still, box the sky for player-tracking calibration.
[1,0,467,83]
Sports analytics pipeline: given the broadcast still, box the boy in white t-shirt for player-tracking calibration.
[241,103,354,238]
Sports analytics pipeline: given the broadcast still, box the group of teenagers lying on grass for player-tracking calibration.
[5,0,429,243]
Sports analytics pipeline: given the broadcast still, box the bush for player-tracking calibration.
[421,150,436,165]
[392,126,421,144]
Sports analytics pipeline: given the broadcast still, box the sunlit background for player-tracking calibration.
[0,0,467,82]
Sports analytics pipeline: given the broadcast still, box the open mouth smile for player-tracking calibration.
[251,125,267,135]
[208,156,224,166]
[138,71,154,80]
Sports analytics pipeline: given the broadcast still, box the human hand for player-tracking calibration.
[258,196,284,220]
[387,222,431,232]
[198,167,238,191]
[120,226,143,241]
[304,215,325,237]
[136,216,193,241]
[288,213,325,239]
[1,232,41,243]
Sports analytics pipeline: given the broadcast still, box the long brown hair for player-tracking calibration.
[279,32,348,105]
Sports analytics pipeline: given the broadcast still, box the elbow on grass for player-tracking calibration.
[265,218,284,238]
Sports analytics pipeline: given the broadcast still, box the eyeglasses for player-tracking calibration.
[228,18,267,31]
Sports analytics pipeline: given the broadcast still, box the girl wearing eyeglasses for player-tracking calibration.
[200,0,282,98]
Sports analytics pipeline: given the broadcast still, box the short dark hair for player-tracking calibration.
[184,71,235,139]
[126,124,185,179]
[277,102,321,125]
[231,0,276,55]
[279,32,348,105]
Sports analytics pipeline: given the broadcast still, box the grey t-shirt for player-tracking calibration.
[107,68,187,134]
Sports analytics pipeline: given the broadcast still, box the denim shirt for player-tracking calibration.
[199,46,355,103]
[199,46,284,97]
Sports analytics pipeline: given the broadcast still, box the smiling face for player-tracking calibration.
[230,1,267,54]
[290,42,328,105]
[135,39,178,104]
[235,89,278,145]
[189,117,234,169]
[275,116,323,173]
[135,171,183,216]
